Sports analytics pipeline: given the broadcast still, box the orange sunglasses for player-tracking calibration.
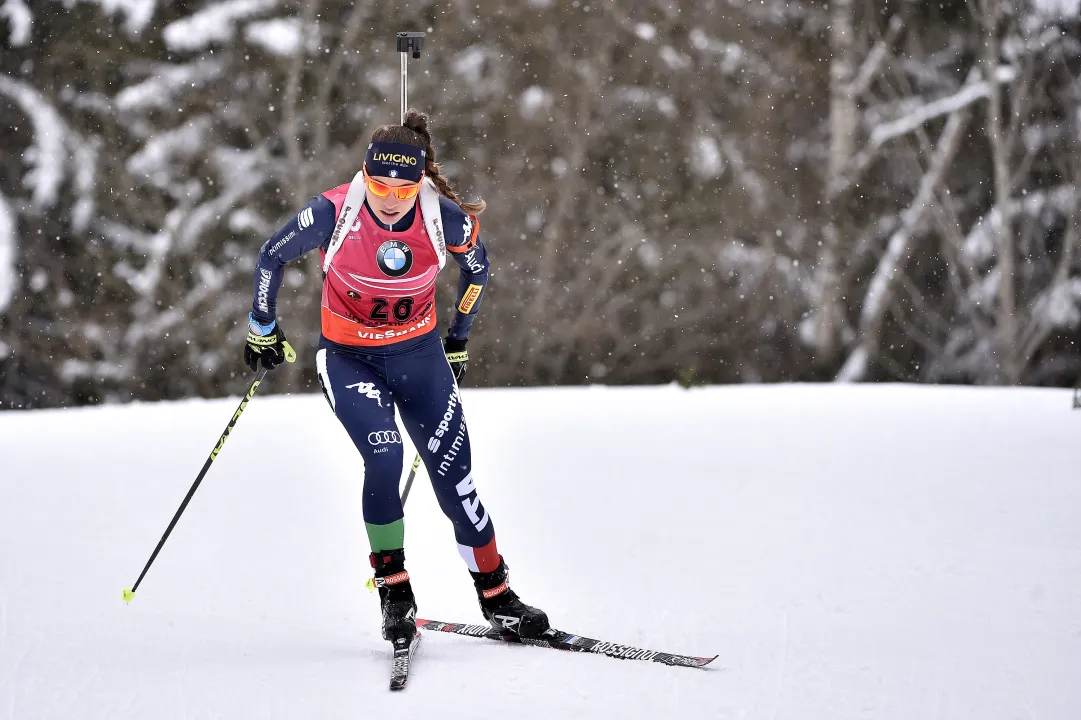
[363,165,422,200]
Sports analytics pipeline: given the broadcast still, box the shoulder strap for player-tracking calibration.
[322,169,366,274]
[419,178,447,269]
[323,173,446,273]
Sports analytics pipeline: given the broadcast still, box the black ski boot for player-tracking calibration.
[371,549,417,645]
[470,556,550,638]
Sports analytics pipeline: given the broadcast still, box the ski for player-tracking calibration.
[416,619,716,669]
[388,631,422,691]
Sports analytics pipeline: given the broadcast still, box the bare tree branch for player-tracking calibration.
[838,104,971,381]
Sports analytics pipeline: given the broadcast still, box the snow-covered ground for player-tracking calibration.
[1,384,1079,719]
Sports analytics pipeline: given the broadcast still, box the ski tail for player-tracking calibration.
[416,619,716,669]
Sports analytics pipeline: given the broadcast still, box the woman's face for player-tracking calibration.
[367,174,421,225]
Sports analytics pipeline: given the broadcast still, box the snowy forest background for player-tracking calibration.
[1,0,1080,408]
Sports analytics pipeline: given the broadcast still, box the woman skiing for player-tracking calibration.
[243,110,549,647]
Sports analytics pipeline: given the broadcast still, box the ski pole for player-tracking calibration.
[123,370,269,603]
[401,453,422,504]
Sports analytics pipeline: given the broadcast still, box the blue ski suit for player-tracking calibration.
[249,187,501,573]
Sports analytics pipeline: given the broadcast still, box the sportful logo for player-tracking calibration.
[297,207,315,229]
[368,431,401,446]
[345,381,382,407]
[426,387,459,454]
[256,268,272,313]
[373,152,418,165]
[438,419,467,478]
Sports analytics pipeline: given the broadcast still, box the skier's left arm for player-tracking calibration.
[442,196,489,342]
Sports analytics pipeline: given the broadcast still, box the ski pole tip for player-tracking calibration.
[122,588,135,604]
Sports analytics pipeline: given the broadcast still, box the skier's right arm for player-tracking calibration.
[250,195,337,324]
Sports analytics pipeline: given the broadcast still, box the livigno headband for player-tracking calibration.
[365,142,426,183]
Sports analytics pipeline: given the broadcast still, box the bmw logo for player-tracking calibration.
[377,240,413,277]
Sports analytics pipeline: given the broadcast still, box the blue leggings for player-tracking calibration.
[315,333,498,571]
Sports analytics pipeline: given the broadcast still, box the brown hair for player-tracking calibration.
[370,109,486,215]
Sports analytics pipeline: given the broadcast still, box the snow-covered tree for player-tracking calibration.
[1,0,1078,409]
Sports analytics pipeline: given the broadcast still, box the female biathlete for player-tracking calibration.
[243,110,549,647]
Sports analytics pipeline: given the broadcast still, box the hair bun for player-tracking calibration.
[402,109,430,138]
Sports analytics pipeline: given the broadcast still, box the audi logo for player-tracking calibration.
[368,431,402,446]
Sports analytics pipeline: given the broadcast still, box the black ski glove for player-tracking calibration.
[444,337,468,383]
[245,314,297,372]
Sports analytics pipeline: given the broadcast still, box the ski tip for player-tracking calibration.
[122,588,135,604]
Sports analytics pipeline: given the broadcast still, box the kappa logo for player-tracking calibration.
[297,207,314,229]
[345,381,383,406]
